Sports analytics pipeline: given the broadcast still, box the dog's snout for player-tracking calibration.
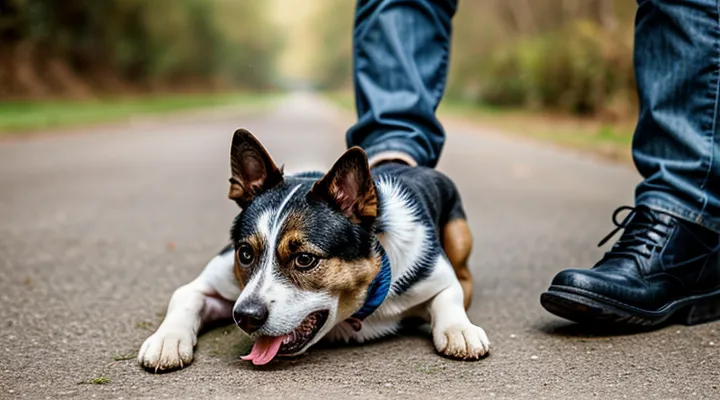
[234,299,269,334]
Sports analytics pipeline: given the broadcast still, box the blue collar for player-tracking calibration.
[350,242,392,321]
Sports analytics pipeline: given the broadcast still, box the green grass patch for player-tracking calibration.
[90,377,110,385]
[0,92,282,133]
[78,376,110,385]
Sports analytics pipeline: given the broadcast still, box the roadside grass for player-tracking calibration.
[437,99,634,162]
[324,91,634,162]
[0,92,282,134]
[77,376,110,385]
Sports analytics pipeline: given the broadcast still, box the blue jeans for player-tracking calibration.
[348,0,720,233]
[633,0,720,233]
[346,0,456,168]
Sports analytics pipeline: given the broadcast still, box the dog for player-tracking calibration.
[138,129,490,370]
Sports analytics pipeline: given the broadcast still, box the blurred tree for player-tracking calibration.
[0,0,280,99]
[307,0,354,90]
[447,0,637,117]
[304,0,637,117]
[1,0,639,118]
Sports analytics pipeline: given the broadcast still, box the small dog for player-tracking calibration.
[138,129,490,370]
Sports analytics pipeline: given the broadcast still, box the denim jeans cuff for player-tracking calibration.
[363,140,423,167]
[636,192,720,233]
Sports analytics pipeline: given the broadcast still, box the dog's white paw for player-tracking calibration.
[138,328,195,372]
[433,323,490,360]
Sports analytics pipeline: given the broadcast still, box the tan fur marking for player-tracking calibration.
[442,218,474,310]
[286,257,378,294]
[278,230,381,321]
[272,207,382,321]
[233,251,247,289]
[317,257,381,320]
[359,183,378,220]
[275,230,320,263]
[233,234,265,289]
[326,172,377,223]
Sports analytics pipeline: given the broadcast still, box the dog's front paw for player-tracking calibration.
[138,328,195,372]
[433,323,490,360]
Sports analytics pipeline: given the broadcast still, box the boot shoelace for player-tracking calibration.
[597,206,673,258]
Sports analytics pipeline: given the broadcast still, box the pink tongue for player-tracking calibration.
[241,336,286,366]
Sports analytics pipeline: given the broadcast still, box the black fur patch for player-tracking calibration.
[372,163,466,233]
[230,175,376,268]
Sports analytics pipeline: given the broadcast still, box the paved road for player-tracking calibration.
[1,93,719,400]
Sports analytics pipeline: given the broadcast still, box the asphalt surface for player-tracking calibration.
[1,93,719,400]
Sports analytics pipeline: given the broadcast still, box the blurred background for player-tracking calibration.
[0,0,638,157]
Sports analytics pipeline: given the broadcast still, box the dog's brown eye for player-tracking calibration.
[237,244,254,266]
[294,253,318,270]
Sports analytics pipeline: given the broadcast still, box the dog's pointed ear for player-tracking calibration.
[228,129,283,207]
[310,147,377,224]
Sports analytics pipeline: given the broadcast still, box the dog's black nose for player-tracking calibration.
[233,299,268,334]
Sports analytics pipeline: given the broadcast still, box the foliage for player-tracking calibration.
[307,0,354,90]
[477,20,635,116]
[1,0,640,118]
[0,0,280,99]
[450,0,638,117]
[312,0,638,117]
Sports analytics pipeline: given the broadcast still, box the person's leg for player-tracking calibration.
[347,0,457,168]
[632,0,720,231]
[541,0,720,327]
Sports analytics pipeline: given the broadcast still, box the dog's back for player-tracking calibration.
[372,164,466,233]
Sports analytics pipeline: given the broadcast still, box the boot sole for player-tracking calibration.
[541,285,720,327]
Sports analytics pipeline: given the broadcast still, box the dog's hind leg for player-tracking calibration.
[442,218,474,310]
[138,247,240,372]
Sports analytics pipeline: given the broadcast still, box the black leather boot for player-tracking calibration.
[541,205,720,327]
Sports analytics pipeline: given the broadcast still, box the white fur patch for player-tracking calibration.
[264,184,301,265]
[256,211,272,239]
[198,249,241,301]
[428,276,490,359]
[374,178,426,281]
[240,184,302,303]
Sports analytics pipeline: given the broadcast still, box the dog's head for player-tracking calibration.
[227,129,380,365]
